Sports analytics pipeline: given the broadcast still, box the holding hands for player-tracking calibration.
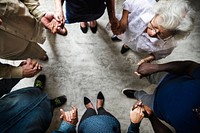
[41,12,67,35]
[60,106,78,126]
[111,10,129,35]
[130,101,153,124]
[20,58,42,78]
[135,62,159,78]
[130,101,145,124]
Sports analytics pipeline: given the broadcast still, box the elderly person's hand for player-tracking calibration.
[60,106,78,126]
[20,58,42,78]
[137,54,155,66]
[41,12,67,35]
[130,106,144,124]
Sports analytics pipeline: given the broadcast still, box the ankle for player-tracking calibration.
[96,99,104,109]
[80,22,87,27]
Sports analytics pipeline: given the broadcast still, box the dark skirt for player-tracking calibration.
[65,0,106,23]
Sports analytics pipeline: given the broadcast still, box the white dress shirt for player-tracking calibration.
[118,0,176,59]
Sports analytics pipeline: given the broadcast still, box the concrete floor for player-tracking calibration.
[4,0,199,132]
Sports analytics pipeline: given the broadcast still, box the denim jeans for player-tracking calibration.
[0,87,53,133]
[80,107,115,123]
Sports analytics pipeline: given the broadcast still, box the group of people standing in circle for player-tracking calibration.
[0,0,199,132]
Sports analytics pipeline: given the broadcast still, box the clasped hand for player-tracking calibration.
[60,106,78,126]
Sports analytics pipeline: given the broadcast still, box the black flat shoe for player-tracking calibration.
[121,44,130,54]
[34,74,46,90]
[80,24,88,33]
[84,97,91,105]
[97,91,104,100]
[97,91,104,109]
[90,24,97,33]
[111,35,121,42]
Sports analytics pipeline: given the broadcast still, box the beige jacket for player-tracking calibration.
[0,0,46,78]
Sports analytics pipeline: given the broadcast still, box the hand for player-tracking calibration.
[41,12,62,34]
[20,58,42,77]
[130,106,144,124]
[60,106,78,126]
[112,20,127,35]
[135,63,159,78]
[55,11,65,25]
[110,17,120,33]
[137,54,155,66]
[132,100,153,118]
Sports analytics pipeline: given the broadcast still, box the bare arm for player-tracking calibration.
[54,0,65,23]
[105,0,119,32]
[112,9,129,35]
[135,61,200,78]
[149,115,173,133]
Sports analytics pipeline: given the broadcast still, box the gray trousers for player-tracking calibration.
[134,72,168,111]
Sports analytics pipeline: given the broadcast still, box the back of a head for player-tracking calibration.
[154,0,196,40]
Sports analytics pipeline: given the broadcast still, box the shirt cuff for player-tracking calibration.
[128,122,141,132]
[57,121,76,133]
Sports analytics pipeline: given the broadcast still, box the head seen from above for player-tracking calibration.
[147,0,195,41]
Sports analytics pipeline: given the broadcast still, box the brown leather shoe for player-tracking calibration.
[57,24,68,36]
[39,54,49,61]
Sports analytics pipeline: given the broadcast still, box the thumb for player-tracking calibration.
[134,71,141,78]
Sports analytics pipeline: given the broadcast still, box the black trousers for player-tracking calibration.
[0,78,21,97]
[80,107,115,123]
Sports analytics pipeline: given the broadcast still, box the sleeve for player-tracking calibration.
[152,47,175,60]
[152,38,177,60]
[123,0,135,12]
[0,62,23,78]
[22,0,46,21]
[127,122,141,133]
[52,121,76,133]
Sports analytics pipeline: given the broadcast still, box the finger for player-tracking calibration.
[137,59,145,66]
[20,61,27,66]
[33,63,39,70]
[134,71,141,77]
[38,64,43,70]
[66,112,72,121]
[25,58,32,65]
[60,114,63,120]
[60,109,66,117]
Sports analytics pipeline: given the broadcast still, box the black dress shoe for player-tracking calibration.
[80,25,88,33]
[84,97,91,105]
[121,44,130,54]
[34,74,46,90]
[111,35,121,42]
[90,24,97,33]
[51,95,67,108]
[97,91,104,100]
[97,91,104,109]
[122,88,136,99]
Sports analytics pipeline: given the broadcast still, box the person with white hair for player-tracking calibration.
[112,0,195,65]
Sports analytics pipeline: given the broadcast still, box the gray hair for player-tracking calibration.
[154,0,196,39]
